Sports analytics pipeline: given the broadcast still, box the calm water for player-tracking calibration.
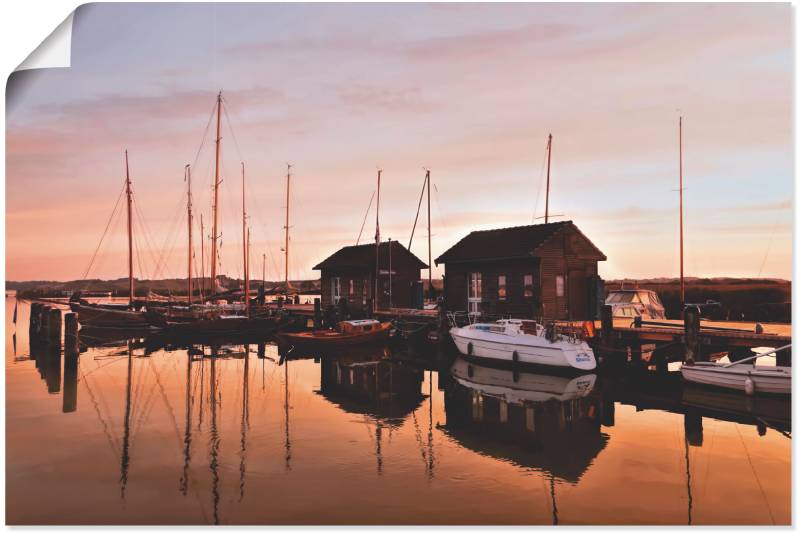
[6,299,791,525]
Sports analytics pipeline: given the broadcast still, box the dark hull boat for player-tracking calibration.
[71,301,163,329]
[277,320,392,350]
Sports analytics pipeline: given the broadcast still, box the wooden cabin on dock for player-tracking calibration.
[435,221,606,320]
[314,241,428,313]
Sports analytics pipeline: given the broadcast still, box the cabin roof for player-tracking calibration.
[434,221,606,265]
[313,241,428,271]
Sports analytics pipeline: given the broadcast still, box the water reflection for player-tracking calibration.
[442,358,607,485]
[5,299,791,525]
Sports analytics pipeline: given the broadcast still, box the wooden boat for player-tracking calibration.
[681,362,790,395]
[277,319,392,349]
[450,319,596,371]
[71,299,164,329]
[680,344,791,396]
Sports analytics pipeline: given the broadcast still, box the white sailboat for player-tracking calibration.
[450,319,596,371]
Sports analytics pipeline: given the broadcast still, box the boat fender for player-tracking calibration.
[744,376,755,396]
[467,342,473,355]
[512,350,519,364]
[467,365,474,378]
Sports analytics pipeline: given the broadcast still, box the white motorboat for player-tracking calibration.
[681,362,790,395]
[450,357,596,403]
[449,319,596,371]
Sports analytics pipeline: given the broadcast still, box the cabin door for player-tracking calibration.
[567,270,588,320]
[467,272,482,315]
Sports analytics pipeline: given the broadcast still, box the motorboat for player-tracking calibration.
[605,288,666,320]
[449,319,596,371]
[277,319,391,349]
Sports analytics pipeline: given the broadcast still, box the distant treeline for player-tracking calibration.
[7,276,322,298]
[605,278,791,322]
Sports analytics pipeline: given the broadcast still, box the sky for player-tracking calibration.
[6,3,793,283]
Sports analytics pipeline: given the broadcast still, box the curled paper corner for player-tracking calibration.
[15,11,75,72]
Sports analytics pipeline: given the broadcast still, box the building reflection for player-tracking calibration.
[441,358,608,485]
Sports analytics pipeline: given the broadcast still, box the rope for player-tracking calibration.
[532,136,550,223]
[408,175,427,250]
[80,178,127,283]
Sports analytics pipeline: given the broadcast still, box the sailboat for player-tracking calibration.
[71,151,164,330]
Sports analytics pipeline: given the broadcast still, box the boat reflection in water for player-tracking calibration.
[443,357,608,485]
[317,347,425,423]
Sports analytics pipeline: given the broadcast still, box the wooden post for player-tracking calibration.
[48,307,62,346]
[314,298,322,329]
[40,305,51,341]
[64,312,79,354]
[45,345,62,394]
[777,346,791,367]
[600,304,613,364]
[684,306,701,363]
[63,315,79,413]
[29,302,41,340]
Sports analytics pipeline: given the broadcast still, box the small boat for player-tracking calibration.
[605,288,666,320]
[450,319,596,371]
[681,344,791,396]
[277,319,392,349]
[681,363,791,395]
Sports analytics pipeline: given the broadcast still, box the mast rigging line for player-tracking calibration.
[80,178,127,283]
[408,173,427,250]
[356,190,376,246]
[532,136,550,223]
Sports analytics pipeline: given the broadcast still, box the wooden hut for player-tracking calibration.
[313,241,427,312]
[435,221,606,320]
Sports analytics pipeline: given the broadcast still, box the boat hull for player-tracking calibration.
[72,303,160,329]
[277,322,392,348]
[681,363,791,395]
[450,327,596,371]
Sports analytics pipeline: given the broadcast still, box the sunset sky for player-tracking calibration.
[6,3,792,283]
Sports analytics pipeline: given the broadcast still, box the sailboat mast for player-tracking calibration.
[125,150,134,306]
[545,133,552,224]
[679,117,685,307]
[242,162,247,309]
[426,169,432,300]
[374,169,382,312]
[200,214,205,301]
[245,228,251,317]
[284,164,291,295]
[186,164,193,305]
[211,92,222,291]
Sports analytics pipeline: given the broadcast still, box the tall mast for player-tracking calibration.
[242,162,247,307]
[186,164,193,305]
[200,214,205,301]
[262,253,266,289]
[210,91,222,291]
[426,169,432,300]
[284,164,291,295]
[374,169,382,312]
[125,150,134,306]
[679,117,685,307]
[545,133,553,224]
[245,227,251,317]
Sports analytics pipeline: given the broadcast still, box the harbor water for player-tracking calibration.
[6,298,790,525]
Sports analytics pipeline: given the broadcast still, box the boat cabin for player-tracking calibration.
[604,289,666,320]
[314,241,428,313]
[435,221,606,320]
[338,319,382,334]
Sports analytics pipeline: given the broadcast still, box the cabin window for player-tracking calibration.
[498,275,507,300]
[468,272,482,314]
[524,274,534,297]
[349,279,354,296]
[556,275,565,297]
[332,277,341,303]
[362,278,369,305]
